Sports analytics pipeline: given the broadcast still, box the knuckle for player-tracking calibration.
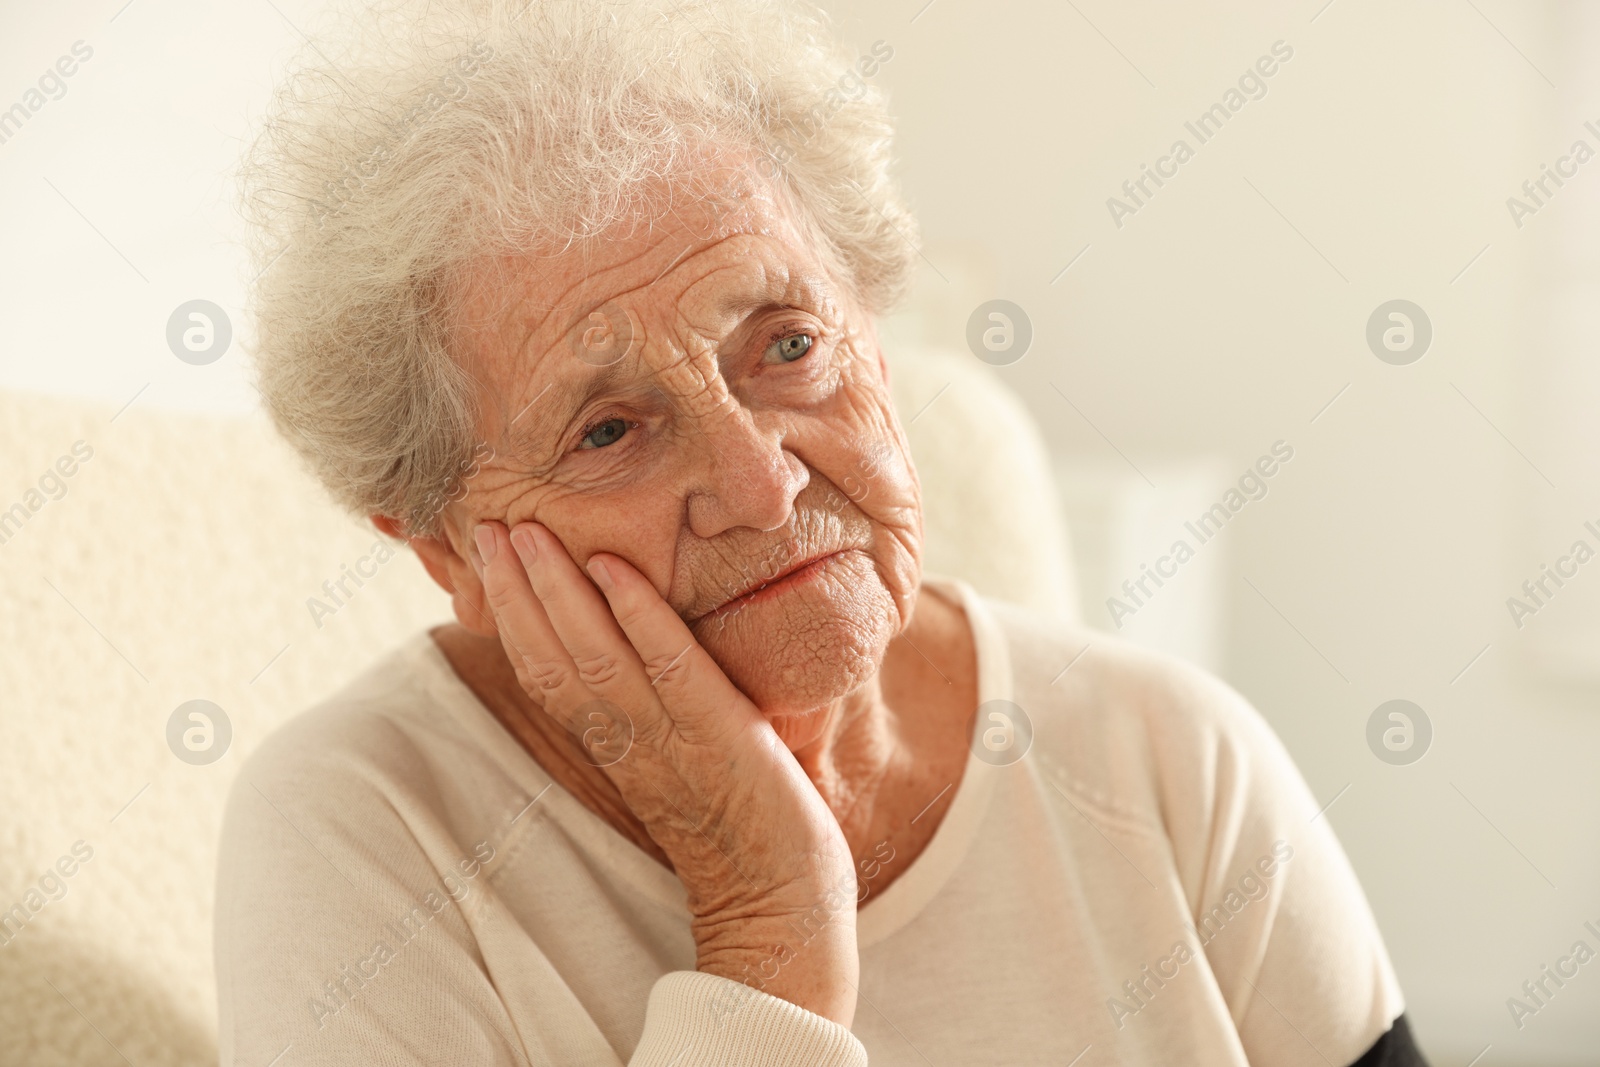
[642,647,692,689]
[625,706,670,753]
[609,592,653,634]
[514,652,572,696]
[644,648,703,706]
[572,649,622,687]
[482,576,523,615]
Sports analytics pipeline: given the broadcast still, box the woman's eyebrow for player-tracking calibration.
[715,273,832,319]
[503,362,634,458]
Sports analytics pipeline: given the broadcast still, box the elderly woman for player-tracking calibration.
[219,1,1427,1064]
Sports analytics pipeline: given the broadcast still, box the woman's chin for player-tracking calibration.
[690,571,896,724]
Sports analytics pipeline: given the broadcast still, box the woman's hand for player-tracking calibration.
[471,520,860,1027]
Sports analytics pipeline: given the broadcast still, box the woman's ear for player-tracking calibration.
[370,514,498,638]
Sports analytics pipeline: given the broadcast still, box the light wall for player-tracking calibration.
[1,0,1596,1062]
[831,0,1600,1062]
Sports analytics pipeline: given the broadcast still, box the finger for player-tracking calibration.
[508,523,646,688]
[581,547,758,744]
[472,520,594,730]
[507,522,669,735]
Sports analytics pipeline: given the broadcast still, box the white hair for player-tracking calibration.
[242,0,920,536]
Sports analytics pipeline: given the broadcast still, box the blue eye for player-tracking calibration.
[768,331,813,363]
[579,417,628,449]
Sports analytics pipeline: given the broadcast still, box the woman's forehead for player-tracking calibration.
[460,202,841,378]
[450,210,852,457]
[468,161,803,309]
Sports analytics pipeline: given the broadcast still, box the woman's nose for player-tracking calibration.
[684,408,809,537]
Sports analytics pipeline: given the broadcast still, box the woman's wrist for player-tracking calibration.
[694,911,860,1027]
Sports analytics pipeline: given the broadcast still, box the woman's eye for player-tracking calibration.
[766,331,813,363]
[578,417,629,449]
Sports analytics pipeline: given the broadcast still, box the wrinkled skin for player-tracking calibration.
[453,169,919,729]
[385,159,977,1026]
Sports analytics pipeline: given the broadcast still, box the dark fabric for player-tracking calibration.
[1348,1014,1429,1067]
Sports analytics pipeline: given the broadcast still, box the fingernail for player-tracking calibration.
[587,557,613,591]
[474,524,497,565]
[511,526,539,565]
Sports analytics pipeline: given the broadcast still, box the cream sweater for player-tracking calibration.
[214,575,1406,1066]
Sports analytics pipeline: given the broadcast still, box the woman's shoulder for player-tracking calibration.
[235,631,449,784]
[975,590,1261,733]
[974,592,1314,831]
[219,630,508,850]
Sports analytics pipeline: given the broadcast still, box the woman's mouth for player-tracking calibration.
[695,549,849,624]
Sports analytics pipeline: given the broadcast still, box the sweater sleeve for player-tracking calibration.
[1148,663,1410,1067]
[629,972,868,1067]
[214,701,869,1067]
[213,710,532,1066]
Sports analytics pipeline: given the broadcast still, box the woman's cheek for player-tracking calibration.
[798,380,913,505]
[865,427,924,610]
[839,435,922,621]
[542,486,682,590]
[802,435,913,531]
[853,430,919,531]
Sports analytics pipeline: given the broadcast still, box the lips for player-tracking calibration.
[693,548,848,623]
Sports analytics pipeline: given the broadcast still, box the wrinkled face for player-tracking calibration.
[441,165,923,718]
